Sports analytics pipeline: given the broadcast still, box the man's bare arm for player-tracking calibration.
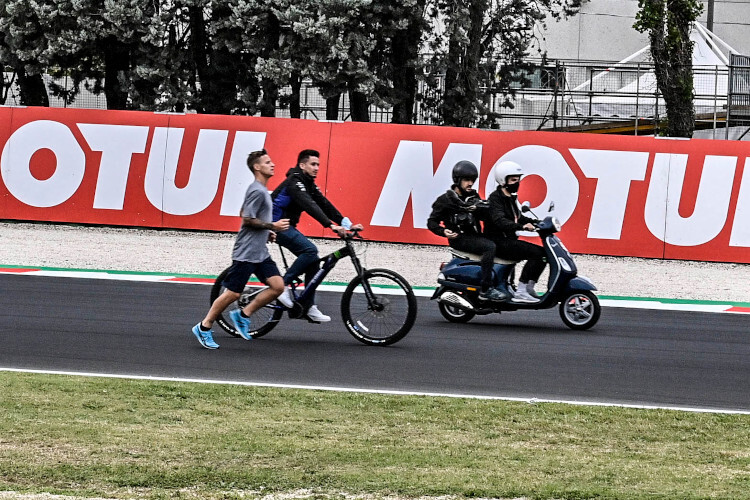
[242,217,290,232]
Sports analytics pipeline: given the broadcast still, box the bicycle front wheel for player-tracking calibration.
[341,268,417,346]
[211,267,283,339]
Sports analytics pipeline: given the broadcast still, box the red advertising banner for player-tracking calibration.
[1,107,749,263]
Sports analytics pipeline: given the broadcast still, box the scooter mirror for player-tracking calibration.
[521,201,531,212]
[548,201,555,212]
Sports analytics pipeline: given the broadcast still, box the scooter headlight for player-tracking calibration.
[558,256,572,272]
[438,272,446,281]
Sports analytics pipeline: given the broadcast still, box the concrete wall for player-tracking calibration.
[537,0,750,61]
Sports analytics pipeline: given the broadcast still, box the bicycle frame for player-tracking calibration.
[281,234,377,312]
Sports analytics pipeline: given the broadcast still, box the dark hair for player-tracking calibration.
[297,149,320,165]
[246,149,268,170]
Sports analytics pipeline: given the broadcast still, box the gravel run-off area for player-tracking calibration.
[2,221,749,303]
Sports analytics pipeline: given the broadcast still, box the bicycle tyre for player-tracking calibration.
[210,267,283,338]
[340,268,417,346]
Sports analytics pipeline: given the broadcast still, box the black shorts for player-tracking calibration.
[222,257,281,293]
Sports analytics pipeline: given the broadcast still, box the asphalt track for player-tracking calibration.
[1,273,749,413]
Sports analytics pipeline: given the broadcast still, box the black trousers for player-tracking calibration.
[493,238,546,284]
[449,233,496,291]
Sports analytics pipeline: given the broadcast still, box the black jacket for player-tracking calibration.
[426,189,488,237]
[271,167,344,228]
[484,188,535,241]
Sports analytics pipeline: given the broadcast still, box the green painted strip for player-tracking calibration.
[0,263,214,279]
[599,294,750,308]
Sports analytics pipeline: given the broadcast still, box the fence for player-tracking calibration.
[3,58,750,138]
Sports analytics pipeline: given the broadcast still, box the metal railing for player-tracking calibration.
[3,58,749,138]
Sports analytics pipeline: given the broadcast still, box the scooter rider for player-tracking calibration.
[427,161,509,302]
[485,161,547,303]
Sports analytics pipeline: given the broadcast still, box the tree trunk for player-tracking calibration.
[390,4,424,124]
[441,0,486,127]
[326,95,340,120]
[637,0,699,137]
[103,39,130,110]
[289,71,302,119]
[15,65,49,107]
[349,89,370,122]
[189,5,210,113]
[258,12,281,117]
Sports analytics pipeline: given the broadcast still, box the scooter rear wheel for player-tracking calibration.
[438,301,476,323]
[559,290,600,330]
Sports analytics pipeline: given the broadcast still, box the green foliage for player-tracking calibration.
[634,0,703,137]
[0,0,580,125]
[423,0,582,128]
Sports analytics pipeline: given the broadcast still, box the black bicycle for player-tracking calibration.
[210,229,417,346]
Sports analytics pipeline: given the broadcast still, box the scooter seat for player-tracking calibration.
[450,250,518,265]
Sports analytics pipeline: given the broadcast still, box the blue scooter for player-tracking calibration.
[431,203,601,330]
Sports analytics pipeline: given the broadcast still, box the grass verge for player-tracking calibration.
[1,372,749,500]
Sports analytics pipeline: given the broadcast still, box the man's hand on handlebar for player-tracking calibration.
[330,224,348,236]
[522,222,537,231]
[273,218,290,232]
[444,228,459,239]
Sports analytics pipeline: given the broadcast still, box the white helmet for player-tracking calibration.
[493,161,523,187]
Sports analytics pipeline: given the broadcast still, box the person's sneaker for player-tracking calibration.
[306,305,331,322]
[511,287,539,303]
[479,288,508,302]
[191,323,219,349]
[277,288,294,308]
[229,309,252,340]
[525,280,541,298]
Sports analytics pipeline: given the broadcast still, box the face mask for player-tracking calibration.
[505,182,519,194]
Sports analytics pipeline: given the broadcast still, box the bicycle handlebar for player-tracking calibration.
[340,228,364,240]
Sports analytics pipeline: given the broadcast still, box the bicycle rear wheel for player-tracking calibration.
[211,267,283,338]
[340,268,417,346]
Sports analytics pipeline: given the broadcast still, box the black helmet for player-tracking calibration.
[452,161,478,185]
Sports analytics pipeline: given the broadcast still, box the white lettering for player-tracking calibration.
[729,157,750,247]
[645,154,736,246]
[0,120,85,207]
[572,149,649,239]
[77,124,149,210]
[144,127,228,216]
[219,131,267,216]
[371,141,482,228]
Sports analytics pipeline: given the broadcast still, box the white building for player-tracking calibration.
[538,0,750,61]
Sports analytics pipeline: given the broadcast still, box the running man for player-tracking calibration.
[191,149,290,349]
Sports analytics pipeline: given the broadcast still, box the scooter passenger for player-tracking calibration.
[485,161,547,303]
[427,161,509,302]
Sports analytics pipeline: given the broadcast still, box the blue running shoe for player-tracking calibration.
[229,309,252,340]
[192,323,219,349]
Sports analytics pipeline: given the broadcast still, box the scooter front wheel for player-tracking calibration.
[211,267,283,338]
[437,301,475,323]
[559,290,600,330]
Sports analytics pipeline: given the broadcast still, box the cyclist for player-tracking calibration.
[427,161,508,302]
[191,149,290,349]
[485,160,546,303]
[271,149,363,322]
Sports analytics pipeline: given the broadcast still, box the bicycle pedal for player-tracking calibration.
[305,317,321,324]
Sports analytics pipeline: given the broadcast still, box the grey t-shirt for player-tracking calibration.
[232,180,272,263]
